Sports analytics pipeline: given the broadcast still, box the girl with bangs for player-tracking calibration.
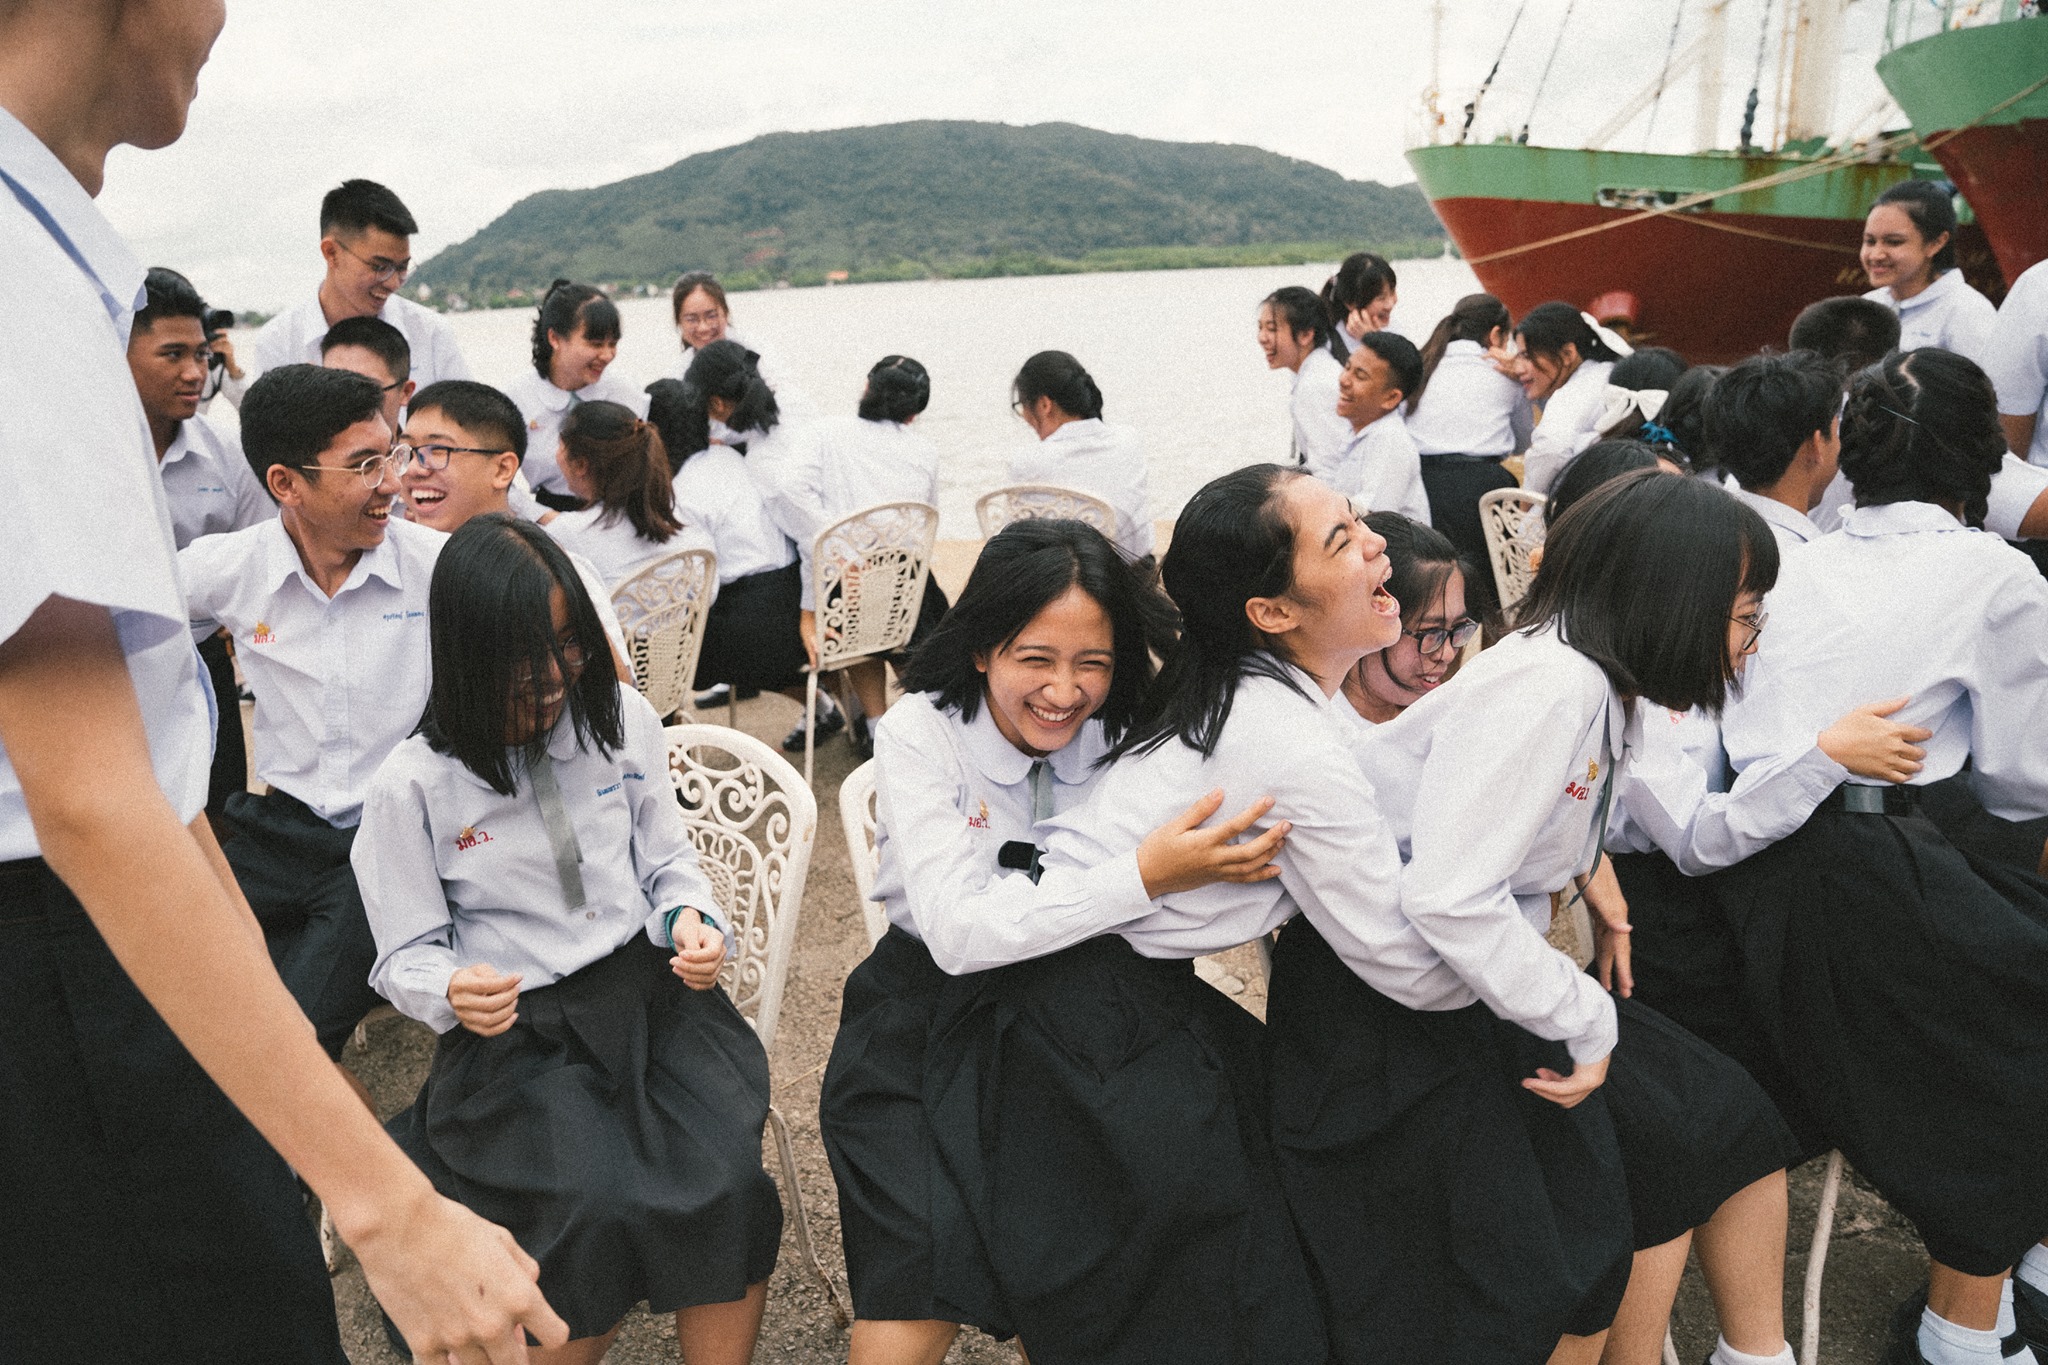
[352,515,781,1365]
[508,280,648,510]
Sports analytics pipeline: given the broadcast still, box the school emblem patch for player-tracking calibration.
[252,621,275,644]
[1587,759,1600,784]
[454,825,494,851]
[967,800,990,830]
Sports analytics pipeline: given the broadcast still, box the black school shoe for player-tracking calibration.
[1887,1290,1932,1365]
[781,697,845,753]
[2016,1276,2048,1360]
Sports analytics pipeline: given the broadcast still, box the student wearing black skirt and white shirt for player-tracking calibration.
[821,519,1288,1365]
[354,517,782,1365]
[543,399,713,590]
[1709,349,2048,1365]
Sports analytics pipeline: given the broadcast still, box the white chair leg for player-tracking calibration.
[768,1103,850,1328]
[803,671,818,786]
[1800,1149,1845,1365]
[1663,1328,1681,1365]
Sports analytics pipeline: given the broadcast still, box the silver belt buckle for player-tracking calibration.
[1841,785,1887,814]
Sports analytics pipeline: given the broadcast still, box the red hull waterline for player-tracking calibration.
[1921,118,2048,286]
[1432,195,1996,365]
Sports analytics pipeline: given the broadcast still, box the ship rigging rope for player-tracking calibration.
[1463,66,2048,268]
[1646,0,1688,144]
[1461,0,1528,145]
[1521,0,1577,144]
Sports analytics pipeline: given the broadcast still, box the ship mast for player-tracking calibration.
[1784,0,1847,143]
[1695,0,1730,150]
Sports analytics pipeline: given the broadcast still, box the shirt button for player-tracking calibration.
[586,911,596,920]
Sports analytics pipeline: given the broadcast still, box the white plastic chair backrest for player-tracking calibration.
[665,723,817,1054]
[611,547,718,719]
[837,760,888,949]
[1478,487,1547,610]
[975,484,1118,541]
[812,500,939,673]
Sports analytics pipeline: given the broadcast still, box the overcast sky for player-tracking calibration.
[97,0,1912,311]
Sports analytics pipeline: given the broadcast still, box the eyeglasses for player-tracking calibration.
[301,444,415,488]
[1730,609,1768,653]
[335,238,411,283]
[677,309,726,330]
[399,442,512,472]
[1406,618,1481,655]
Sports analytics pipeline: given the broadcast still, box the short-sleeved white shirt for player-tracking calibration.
[1986,258,2048,467]
[504,368,651,495]
[158,412,274,550]
[1864,266,1997,368]
[250,290,473,391]
[0,109,213,859]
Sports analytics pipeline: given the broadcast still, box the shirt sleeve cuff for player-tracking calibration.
[1081,849,1152,927]
[1566,993,1619,1066]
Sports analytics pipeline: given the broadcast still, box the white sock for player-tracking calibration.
[1920,1306,2027,1365]
[2001,1278,2017,1338]
[1708,1335,1794,1365]
[2021,1243,2048,1296]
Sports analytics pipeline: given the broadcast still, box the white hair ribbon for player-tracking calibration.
[1579,310,1635,358]
[1596,385,1670,432]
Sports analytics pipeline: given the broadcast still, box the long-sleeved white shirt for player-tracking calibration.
[670,445,798,584]
[1289,346,1351,476]
[248,290,473,393]
[1406,339,1535,457]
[1324,410,1432,522]
[504,367,651,496]
[751,415,940,610]
[1987,258,2048,467]
[544,504,715,592]
[1865,266,1996,368]
[354,684,723,1033]
[1722,500,2048,822]
[1356,629,1623,1063]
[1005,417,1155,560]
[870,691,1151,976]
[1521,359,1616,495]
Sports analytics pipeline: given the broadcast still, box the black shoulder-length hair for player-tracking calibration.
[1513,469,1777,716]
[898,518,1177,743]
[1108,463,1312,762]
[419,515,623,795]
[1839,347,2004,526]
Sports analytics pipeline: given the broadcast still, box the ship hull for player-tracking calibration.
[1878,21,2048,285]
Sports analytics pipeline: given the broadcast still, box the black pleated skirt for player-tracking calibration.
[695,562,809,692]
[1266,917,1630,1365]
[387,937,783,1340]
[818,925,1006,1332]
[925,934,1327,1365]
[1702,802,2048,1275]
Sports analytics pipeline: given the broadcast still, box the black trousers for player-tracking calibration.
[0,858,345,1365]
[222,788,383,1059]
[1419,453,1518,624]
[197,631,247,819]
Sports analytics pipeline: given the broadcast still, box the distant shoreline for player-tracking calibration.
[409,237,1452,314]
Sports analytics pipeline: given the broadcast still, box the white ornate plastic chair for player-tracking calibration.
[974,484,1119,541]
[611,547,718,721]
[804,501,940,784]
[664,722,848,1325]
[838,760,888,949]
[1478,487,1547,611]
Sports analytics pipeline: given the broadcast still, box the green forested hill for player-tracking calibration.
[412,120,1444,304]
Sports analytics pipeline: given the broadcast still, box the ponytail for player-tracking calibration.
[559,400,680,544]
[531,280,621,383]
[1012,350,1105,421]
[645,378,711,475]
[1410,293,1511,413]
[681,339,781,439]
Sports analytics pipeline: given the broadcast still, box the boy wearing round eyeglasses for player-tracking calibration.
[177,363,445,1061]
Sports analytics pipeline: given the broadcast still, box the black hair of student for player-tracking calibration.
[239,364,386,491]
[530,279,622,382]
[319,179,418,238]
[1596,346,1691,449]
[1409,293,1510,413]
[137,266,207,332]
[1703,350,1842,490]
[1362,511,1470,630]
[682,338,780,438]
[1320,253,1398,330]
[1788,296,1901,375]
[860,355,932,423]
[1545,440,1666,529]
[1013,350,1105,421]
[1516,300,1625,365]
[1657,364,1724,470]
[1107,464,1313,762]
[407,380,528,459]
[418,515,623,797]
[320,314,412,382]
[1872,179,1959,273]
[898,519,1177,744]
[670,271,729,328]
[1515,469,1778,715]
[645,378,710,475]
[1356,330,1424,405]
[1839,347,2005,527]
[559,400,680,544]
[1263,285,1338,359]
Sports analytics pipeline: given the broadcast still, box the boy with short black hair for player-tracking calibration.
[1787,296,1902,376]
[321,312,413,430]
[1702,349,1842,548]
[1328,329,1431,522]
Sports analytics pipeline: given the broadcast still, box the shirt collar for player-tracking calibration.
[1898,267,1962,314]
[161,421,197,469]
[0,108,146,334]
[957,698,1104,788]
[529,375,576,413]
[1730,486,1821,544]
[261,516,411,597]
[1041,417,1103,447]
[1839,499,1967,537]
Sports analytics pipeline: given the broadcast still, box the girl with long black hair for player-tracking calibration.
[1515,301,1631,494]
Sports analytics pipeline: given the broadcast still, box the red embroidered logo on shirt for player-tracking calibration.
[454,825,494,850]
[1565,780,1590,801]
[251,621,275,644]
[966,799,990,830]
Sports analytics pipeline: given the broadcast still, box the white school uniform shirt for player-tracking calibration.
[870,692,1151,975]
[1406,339,1536,457]
[1521,359,1617,495]
[1355,629,1622,1063]
[1005,418,1156,560]
[677,329,811,429]
[1810,451,2048,539]
[248,290,472,392]
[157,413,274,550]
[0,108,213,860]
[504,368,651,496]
[752,415,941,610]
[1729,485,1823,547]
[543,505,716,592]
[1289,346,1351,477]
[1723,501,2048,821]
[1326,410,1432,522]
[178,516,444,828]
[671,445,799,584]
[354,684,724,1034]
[1864,267,1997,368]
[1987,258,2048,467]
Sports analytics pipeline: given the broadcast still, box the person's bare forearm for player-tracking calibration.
[2003,413,2037,466]
[189,809,270,955]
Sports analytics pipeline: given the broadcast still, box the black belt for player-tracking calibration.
[1419,452,1506,464]
[1828,784,1920,816]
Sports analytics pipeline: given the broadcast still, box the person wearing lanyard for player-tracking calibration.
[507,279,648,512]
[1860,179,1997,368]
[0,5,563,1361]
